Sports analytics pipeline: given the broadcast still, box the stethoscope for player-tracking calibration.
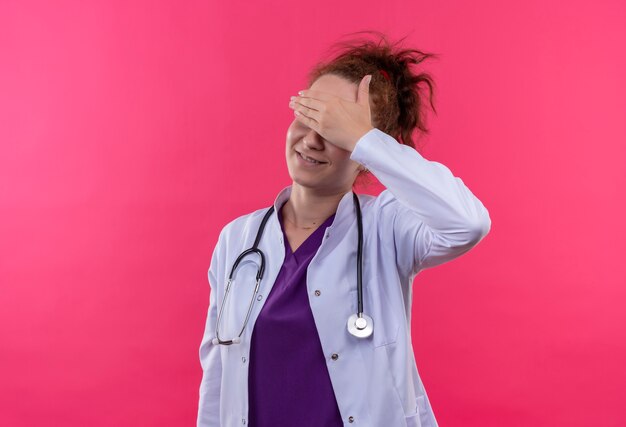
[212,192,374,345]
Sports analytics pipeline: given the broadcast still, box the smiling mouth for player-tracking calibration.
[296,151,327,164]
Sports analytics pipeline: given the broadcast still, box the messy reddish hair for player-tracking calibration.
[306,30,439,169]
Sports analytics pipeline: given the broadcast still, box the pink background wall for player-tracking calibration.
[1,1,625,426]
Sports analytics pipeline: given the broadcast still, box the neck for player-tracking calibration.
[282,183,350,228]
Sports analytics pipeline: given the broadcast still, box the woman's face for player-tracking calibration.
[285,74,364,194]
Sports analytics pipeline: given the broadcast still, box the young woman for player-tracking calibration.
[197,32,491,427]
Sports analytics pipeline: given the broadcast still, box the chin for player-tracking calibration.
[290,173,319,188]
[288,169,329,189]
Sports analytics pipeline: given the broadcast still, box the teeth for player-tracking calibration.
[300,152,321,163]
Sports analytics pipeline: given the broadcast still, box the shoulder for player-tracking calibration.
[358,189,407,217]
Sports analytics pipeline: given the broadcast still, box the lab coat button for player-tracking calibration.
[242,356,246,363]
[348,416,354,423]
[314,290,321,296]
[242,417,246,424]
[331,353,339,360]
[257,294,263,301]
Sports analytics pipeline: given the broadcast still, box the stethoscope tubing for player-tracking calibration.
[213,191,373,345]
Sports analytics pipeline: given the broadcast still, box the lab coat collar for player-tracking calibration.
[270,185,357,237]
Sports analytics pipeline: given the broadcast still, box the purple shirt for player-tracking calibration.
[248,202,343,426]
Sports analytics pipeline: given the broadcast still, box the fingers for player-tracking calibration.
[289,99,319,130]
[297,89,333,100]
[289,95,322,113]
[356,75,371,105]
[293,108,318,130]
[289,95,321,125]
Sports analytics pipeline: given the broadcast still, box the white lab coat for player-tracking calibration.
[198,128,491,427]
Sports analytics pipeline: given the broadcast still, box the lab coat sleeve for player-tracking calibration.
[350,128,491,277]
[197,228,224,427]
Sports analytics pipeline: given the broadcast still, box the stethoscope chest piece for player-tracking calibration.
[347,313,374,338]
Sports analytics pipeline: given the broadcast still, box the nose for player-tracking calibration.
[303,128,324,150]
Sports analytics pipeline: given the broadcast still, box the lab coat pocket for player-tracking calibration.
[349,287,399,347]
[404,396,421,427]
[405,395,426,427]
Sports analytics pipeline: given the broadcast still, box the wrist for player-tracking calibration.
[348,126,375,152]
